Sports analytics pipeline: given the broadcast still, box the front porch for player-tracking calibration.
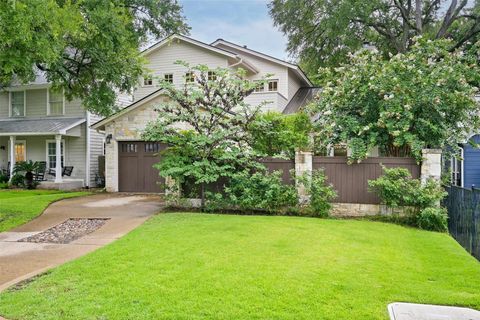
[0,118,87,189]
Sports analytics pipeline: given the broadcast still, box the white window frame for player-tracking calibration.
[9,90,26,117]
[45,139,66,169]
[47,88,65,116]
[164,73,173,83]
[267,80,279,92]
[185,72,195,83]
[451,148,464,187]
[253,80,265,93]
[143,75,153,87]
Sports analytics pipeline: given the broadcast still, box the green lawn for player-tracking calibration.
[0,213,479,319]
[0,189,90,232]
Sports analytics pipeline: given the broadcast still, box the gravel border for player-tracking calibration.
[18,218,109,244]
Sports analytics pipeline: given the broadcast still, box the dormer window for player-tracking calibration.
[208,71,217,81]
[143,75,153,86]
[268,80,278,92]
[185,72,195,83]
[48,88,65,115]
[164,73,173,83]
[10,91,25,117]
[254,81,264,92]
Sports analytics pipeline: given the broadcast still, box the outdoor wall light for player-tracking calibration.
[106,134,113,144]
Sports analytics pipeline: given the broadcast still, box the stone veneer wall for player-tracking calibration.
[104,97,166,192]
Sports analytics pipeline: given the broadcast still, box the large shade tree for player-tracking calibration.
[0,0,188,115]
[269,0,480,76]
[310,38,480,162]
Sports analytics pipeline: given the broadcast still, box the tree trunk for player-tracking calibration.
[200,182,205,211]
[25,171,34,189]
[415,0,422,33]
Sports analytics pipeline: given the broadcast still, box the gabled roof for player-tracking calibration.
[142,34,239,59]
[211,39,312,86]
[91,88,166,131]
[141,34,258,74]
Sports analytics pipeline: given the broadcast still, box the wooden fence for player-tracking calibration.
[312,156,420,204]
[259,158,295,185]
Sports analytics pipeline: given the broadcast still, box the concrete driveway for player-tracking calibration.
[0,193,162,291]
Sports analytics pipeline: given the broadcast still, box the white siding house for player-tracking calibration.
[92,34,314,192]
[0,80,105,189]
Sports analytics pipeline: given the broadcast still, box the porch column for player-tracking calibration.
[9,135,15,179]
[55,134,63,183]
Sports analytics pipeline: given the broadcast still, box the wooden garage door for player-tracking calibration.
[118,141,167,193]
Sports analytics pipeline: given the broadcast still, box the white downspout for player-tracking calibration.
[85,112,91,188]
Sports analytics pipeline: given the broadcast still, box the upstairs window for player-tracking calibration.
[208,71,217,81]
[164,73,173,83]
[185,72,195,83]
[10,91,25,117]
[254,81,264,92]
[268,80,278,92]
[143,75,153,86]
[48,89,64,115]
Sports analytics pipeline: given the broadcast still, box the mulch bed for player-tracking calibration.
[18,218,109,244]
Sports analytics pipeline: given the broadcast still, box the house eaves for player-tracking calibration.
[211,39,313,87]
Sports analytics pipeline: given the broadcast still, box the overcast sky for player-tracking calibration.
[180,0,290,61]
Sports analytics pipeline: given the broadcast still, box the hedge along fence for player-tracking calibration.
[312,156,421,204]
[259,157,295,185]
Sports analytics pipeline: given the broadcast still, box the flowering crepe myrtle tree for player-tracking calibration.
[310,37,480,163]
[142,62,270,207]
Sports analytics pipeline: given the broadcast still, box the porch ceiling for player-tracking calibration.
[0,118,85,137]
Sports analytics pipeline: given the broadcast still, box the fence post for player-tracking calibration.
[421,149,442,183]
[295,150,313,203]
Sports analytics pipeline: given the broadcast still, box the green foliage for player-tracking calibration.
[13,160,41,189]
[0,182,8,189]
[0,172,8,184]
[143,63,269,207]
[249,111,312,158]
[205,170,298,214]
[416,207,449,232]
[269,0,480,73]
[9,173,25,188]
[368,167,447,210]
[299,169,337,217]
[0,0,188,115]
[311,38,480,162]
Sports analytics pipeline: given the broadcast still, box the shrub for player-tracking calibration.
[368,166,446,210]
[9,173,24,188]
[248,111,312,159]
[0,182,8,189]
[206,170,298,214]
[416,207,449,232]
[0,173,8,183]
[299,169,337,217]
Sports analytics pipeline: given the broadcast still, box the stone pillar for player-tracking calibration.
[9,135,15,180]
[421,149,442,183]
[54,134,63,183]
[295,150,313,203]
[105,138,118,192]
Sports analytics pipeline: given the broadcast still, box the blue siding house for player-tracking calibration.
[462,134,480,188]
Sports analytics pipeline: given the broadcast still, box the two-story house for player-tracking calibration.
[0,74,105,189]
[92,34,316,192]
